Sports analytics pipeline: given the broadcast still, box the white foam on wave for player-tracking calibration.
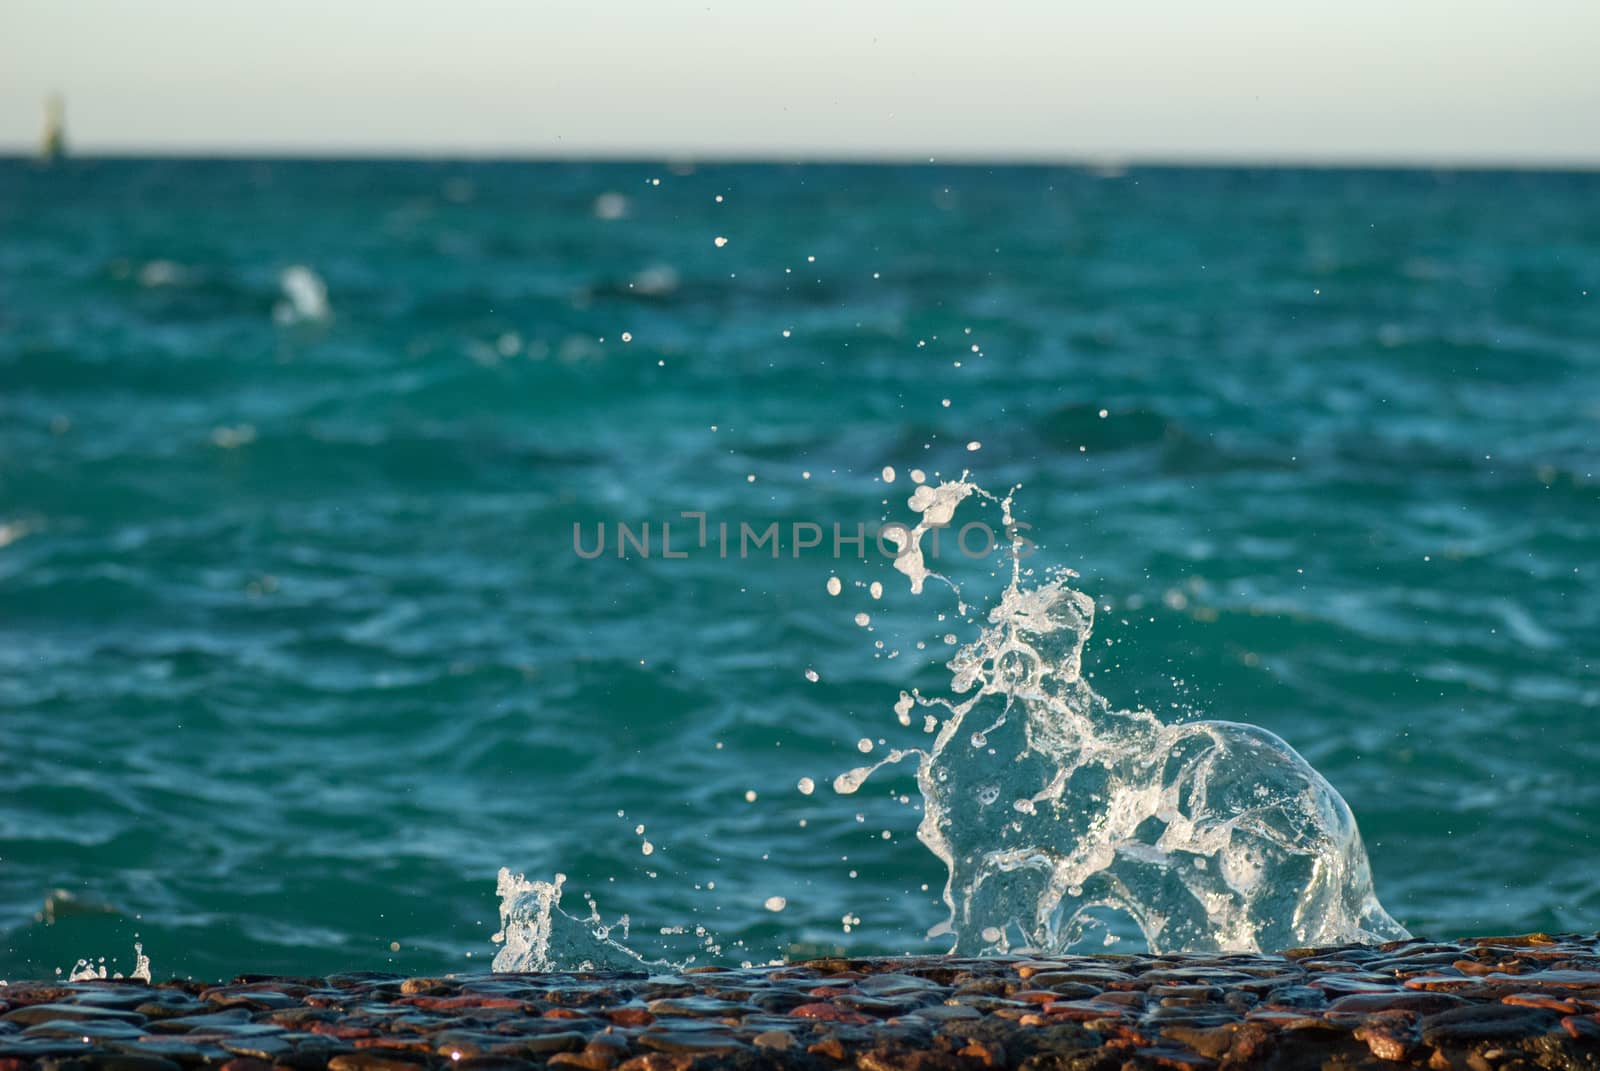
[274,265,331,325]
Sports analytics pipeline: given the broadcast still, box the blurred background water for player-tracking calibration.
[1,158,1596,981]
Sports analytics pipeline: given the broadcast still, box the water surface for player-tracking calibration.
[1,159,1596,979]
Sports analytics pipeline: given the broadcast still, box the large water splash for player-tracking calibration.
[494,476,1406,969]
[834,478,1408,955]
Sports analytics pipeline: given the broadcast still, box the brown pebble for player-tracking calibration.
[606,1008,655,1027]
[1094,990,1146,1007]
[1450,959,1501,976]
[1502,991,1580,1013]
[751,1031,793,1050]
[1010,990,1058,1004]
[790,1002,871,1024]
[807,1037,847,1061]
[1354,1020,1415,1062]
[956,1040,997,1066]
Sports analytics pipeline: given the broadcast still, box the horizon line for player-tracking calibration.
[4,146,1600,174]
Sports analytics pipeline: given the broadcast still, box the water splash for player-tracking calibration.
[63,942,151,982]
[835,478,1408,955]
[493,476,1405,968]
[273,265,331,325]
[491,869,666,972]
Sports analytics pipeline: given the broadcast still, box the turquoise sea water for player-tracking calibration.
[1,159,1597,981]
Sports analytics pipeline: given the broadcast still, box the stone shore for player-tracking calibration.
[4,934,1600,1071]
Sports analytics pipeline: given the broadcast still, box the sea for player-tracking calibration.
[0,158,1596,982]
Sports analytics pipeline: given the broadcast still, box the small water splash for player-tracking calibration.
[835,478,1409,955]
[273,265,331,325]
[491,869,668,972]
[62,942,151,982]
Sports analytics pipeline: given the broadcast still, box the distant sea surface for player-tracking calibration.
[1,158,1596,980]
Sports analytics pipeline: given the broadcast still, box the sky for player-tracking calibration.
[3,0,1597,164]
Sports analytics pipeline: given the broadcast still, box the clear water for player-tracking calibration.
[1,159,1596,980]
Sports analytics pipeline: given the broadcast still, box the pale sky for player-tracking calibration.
[3,0,1597,164]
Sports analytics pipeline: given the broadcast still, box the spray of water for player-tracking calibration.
[494,476,1406,967]
[63,942,151,982]
[491,869,666,972]
[835,478,1408,954]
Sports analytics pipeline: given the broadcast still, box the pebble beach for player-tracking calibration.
[6,934,1600,1071]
